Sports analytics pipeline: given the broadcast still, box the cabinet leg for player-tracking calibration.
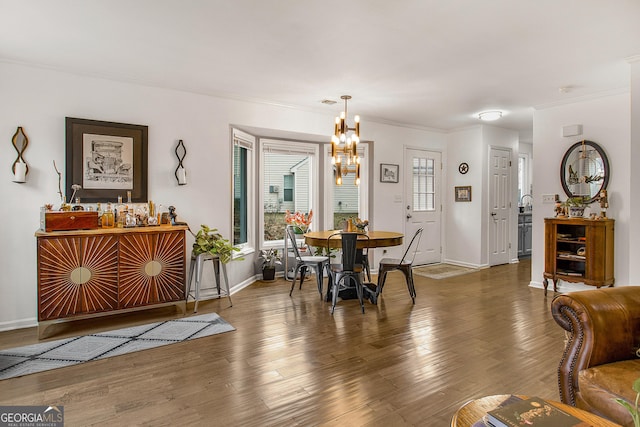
[543,278,548,296]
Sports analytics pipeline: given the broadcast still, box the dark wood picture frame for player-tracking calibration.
[455,185,472,202]
[380,163,399,183]
[65,117,148,203]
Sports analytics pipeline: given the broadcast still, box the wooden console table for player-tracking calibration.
[36,225,187,337]
[543,217,614,295]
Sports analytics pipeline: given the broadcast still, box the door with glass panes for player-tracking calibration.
[404,148,441,265]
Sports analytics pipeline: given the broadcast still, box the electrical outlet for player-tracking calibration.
[542,194,557,204]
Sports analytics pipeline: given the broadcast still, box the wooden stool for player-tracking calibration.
[186,252,232,312]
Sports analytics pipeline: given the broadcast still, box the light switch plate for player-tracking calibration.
[542,194,556,204]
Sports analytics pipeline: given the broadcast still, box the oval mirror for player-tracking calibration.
[560,140,609,204]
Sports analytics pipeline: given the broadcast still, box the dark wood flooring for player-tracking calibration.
[0,260,567,426]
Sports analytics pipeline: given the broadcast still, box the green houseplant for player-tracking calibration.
[616,377,640,427]
[191,224,241,264]
[259,248,281,281]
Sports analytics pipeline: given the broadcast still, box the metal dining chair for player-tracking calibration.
[376,228,423,304]
[286,225,330,298]
[327,232,369,314]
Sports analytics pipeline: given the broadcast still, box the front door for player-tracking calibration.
[489,146,512,266]
[404,148,441,265]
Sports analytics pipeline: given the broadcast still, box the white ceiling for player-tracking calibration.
[2,0,639,140]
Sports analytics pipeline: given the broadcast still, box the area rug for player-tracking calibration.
[0,312,234,380]
[413,263,478,279]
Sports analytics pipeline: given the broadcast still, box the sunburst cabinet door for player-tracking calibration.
[38,235,119,321]
[118,230,185,308]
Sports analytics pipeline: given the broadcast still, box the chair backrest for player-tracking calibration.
[285,225,303,259]
[399,228,424,264]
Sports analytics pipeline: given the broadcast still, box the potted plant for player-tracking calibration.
[616,377,640,427]
[191,224,241,264]
[564,196,588,218]
[259,248,282,281]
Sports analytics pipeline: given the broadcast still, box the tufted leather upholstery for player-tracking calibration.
[551,286,640,427]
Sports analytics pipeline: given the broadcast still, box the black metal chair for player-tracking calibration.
[376,228,424,304]
[286,225,329,298]
[327,232,369,314]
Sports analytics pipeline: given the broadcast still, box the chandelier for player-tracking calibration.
[331,95,360,186]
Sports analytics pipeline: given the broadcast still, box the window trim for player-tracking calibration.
[232,128,255,257]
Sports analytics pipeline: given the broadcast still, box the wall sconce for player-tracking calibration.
[175,139,187,185]
[11,126,29,183]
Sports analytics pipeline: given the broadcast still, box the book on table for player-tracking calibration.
[486,396,589,427]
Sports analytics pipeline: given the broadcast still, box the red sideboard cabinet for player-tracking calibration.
[36,225,187,337]
[543,217,614,295]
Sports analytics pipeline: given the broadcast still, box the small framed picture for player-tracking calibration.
[380,163,399,183]
[455,186,472,202]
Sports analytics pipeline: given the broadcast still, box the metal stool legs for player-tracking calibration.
[186,253,232,313]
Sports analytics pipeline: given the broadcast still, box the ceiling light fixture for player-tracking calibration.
[478,110,503,121]
[331,95,360,186]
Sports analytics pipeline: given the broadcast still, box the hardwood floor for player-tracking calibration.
[0,260,567,426]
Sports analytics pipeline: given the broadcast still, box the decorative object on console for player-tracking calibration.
[65,117,148,203]
[330,95,361,186]
[11,126,29,183]
[380,163,399,183]
[175,139,187,185]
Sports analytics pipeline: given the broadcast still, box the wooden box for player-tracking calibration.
[41,211,99,232]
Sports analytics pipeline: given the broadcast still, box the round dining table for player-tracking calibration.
[303,230,404,304]
[303,230,403,249]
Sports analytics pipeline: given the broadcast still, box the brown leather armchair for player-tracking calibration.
[551,286,640,427]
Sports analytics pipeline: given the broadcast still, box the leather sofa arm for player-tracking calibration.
[551,286,640,406]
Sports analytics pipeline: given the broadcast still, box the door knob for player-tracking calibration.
[491,212,497,217]
[406,213,412,219]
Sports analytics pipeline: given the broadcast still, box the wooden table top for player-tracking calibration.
[450,394,620,427]
[303,230,403,249]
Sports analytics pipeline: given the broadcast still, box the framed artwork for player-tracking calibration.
[65,117,148,203]
[455,186,472,202]
[380,163,399,183]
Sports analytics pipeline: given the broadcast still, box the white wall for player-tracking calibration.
[531,91,631,291]
[0,61,449,330]
[444,125,518,267]
[629,58,640,282]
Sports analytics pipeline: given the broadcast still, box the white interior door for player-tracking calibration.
[489,147,512,266]
[404,148,441,265]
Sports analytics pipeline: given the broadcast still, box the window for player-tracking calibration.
[326,144,369,229]
[413,157,435,211]
[262,140,318,245]
[283,174,294,202]
[232,129,255,251]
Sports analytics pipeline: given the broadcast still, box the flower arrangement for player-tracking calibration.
[284,209,313,233]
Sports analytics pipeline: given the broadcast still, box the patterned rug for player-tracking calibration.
[413,263,478,279]
[0,313,234,380]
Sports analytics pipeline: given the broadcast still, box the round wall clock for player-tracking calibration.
[458,162,469,174]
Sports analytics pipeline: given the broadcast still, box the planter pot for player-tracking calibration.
[569,207,586,218]
[262,266,276,281]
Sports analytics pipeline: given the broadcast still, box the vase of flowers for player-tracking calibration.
[284,209,313,234]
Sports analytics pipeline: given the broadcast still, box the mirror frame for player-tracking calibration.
[560,139,609,204]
